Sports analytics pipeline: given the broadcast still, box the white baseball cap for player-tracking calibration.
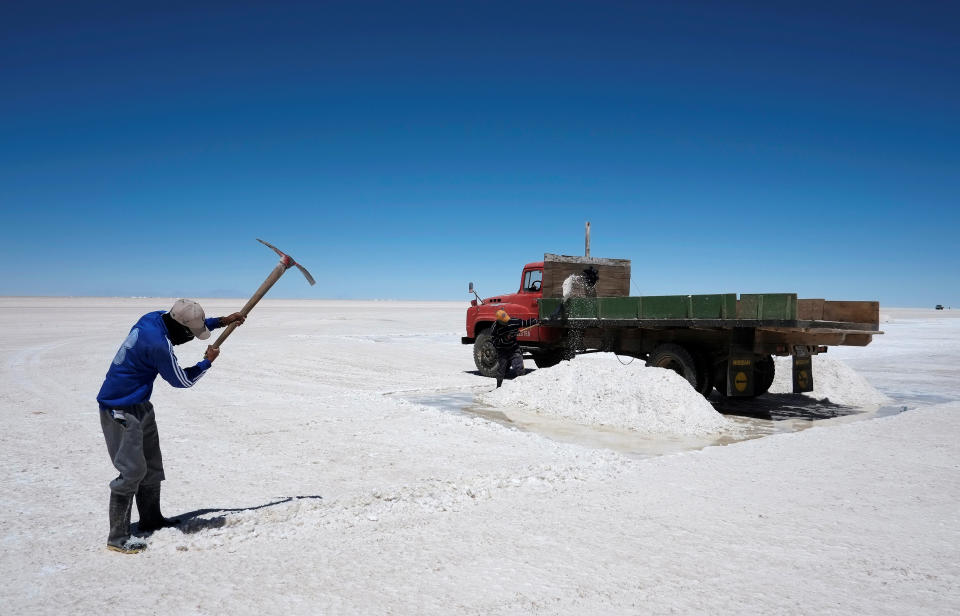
[169,299,211,340]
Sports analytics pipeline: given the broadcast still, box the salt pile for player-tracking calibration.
[480,353,729,435]
[769,356,893,406]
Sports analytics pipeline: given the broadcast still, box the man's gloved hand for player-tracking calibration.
[205,346,220,363]
[222,312,246,326]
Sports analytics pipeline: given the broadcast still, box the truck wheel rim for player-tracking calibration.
[481,346,497,366]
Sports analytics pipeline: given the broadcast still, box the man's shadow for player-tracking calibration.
[133,495,324,536]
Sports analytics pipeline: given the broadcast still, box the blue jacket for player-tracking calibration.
[97,311,223,410]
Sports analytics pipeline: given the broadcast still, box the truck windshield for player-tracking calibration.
[522,269,543,292]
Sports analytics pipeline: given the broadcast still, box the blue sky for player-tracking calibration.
[1,1,957,306]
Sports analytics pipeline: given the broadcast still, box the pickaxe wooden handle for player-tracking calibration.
[211,239,315,348]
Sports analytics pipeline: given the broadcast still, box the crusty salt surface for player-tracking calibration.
[769,356,893,406]
[480,353,729,435]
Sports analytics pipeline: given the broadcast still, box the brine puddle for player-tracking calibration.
[389,388,909,459]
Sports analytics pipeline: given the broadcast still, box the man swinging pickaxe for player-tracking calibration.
[95,239,314,554]
[211,239,316,347]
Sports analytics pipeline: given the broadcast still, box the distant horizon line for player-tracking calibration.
[0,294,468,302]
[0,295,950,311]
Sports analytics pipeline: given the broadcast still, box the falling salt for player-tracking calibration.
[562,274,587,298]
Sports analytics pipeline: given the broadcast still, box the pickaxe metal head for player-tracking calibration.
[257,238,316,285]
[210,239,316,348]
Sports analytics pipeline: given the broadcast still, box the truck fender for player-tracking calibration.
[488,302,531,320]
[470,302,531,337]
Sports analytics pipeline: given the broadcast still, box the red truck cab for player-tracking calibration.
[463,262,565,376]
[463,262,543,342]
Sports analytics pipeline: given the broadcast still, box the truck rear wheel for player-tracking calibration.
[647,344,699,390]
[754,354,775,395]
[693,352,714,397]
[532,348,566,369]
[473,330,501,378]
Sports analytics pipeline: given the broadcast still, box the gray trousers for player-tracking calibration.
[99,401,165,496]
[496,349,525,386]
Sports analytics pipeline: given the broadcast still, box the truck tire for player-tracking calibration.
[532,348,565,369]
[473,330,501,378]
[647,344,698,390]
[713,363,728,396]
[693,352,714,398]
[754,354,775,395]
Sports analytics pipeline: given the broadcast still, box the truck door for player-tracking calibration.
[520,268,544,341]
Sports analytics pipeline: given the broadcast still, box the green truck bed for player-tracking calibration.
[539,293,880,333]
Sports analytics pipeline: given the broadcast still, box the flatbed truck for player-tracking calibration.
[463,254,882,398]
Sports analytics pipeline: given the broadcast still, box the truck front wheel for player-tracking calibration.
[473,330,501,378]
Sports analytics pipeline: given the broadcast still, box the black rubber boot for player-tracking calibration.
[107,492,145,554]
[136,483,179,533]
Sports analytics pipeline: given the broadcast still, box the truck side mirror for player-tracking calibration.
[469,281,484,304]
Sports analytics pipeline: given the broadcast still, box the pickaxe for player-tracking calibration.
[211,239,315,347]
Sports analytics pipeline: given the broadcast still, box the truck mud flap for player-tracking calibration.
[725,356,755,397]
[793,352,814,393]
